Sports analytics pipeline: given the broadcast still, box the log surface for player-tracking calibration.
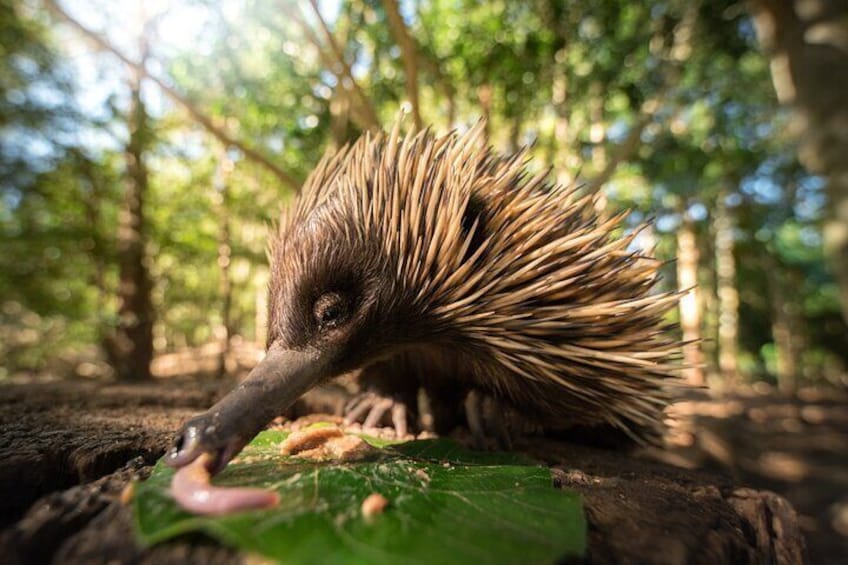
[0,380,808,564]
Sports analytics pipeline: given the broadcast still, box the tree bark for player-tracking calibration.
[751,0,848,323]
[106,21,154,381]
[699,232,719,379]
[677,212,704,386]
[714,191,739,383]
[382,0,422,130]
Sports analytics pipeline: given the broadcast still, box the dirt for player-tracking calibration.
[660,386,848,565]
[0,378,827,564]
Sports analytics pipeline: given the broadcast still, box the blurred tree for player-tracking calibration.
[713,188,739,382]
[103,6,155,381]
[381,0,422,130]
[751,0,848,324]
[214,148,234,378]
[294,0,381,133]
[0,0,117,375]
[677,210,705,385]
[45,0,302,191]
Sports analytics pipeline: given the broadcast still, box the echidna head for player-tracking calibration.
[166,211,408,473]
[266,207,399,374]
[167,128,449,472]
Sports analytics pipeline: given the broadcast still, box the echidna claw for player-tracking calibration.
[344,391,410,439]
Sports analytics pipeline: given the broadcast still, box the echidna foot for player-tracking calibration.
[464,390,513,450]
[344,392,410,438]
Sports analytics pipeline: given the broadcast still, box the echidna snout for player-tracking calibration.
[167,122,681,469]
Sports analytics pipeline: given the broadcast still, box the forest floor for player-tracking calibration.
[660,384,848,564]
[0,374,842,563]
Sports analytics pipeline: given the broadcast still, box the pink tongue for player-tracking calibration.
[170,453,279,515]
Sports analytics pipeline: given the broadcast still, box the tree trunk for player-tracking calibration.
[382,0,422,130]
[677,213,704,386]
[215,151,234,378]
[767,263,800,394]
[699,233,719,379]
[478,83,492,145]
[588,81,607,173]
[550,50,576,188]
[302,0,381,133]
[506,113,523,154]
[75,153,109,319]
[106,29,154,381]
[329,87,352,150]
[751,0,848,323]
[714,191,739,384]
[0,382,810,565]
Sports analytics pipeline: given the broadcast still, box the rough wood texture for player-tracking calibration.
[0,380,808,564]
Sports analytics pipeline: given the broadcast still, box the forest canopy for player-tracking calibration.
[1,0,846,390]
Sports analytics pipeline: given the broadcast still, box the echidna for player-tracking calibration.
[167,121,681,472]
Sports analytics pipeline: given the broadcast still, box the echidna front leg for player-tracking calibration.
[343,360,419,437]
[464,390,514,450]
[344,391,410,437]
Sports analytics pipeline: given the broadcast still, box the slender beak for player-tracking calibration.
[165,344,329,473]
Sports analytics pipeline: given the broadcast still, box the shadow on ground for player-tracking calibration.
[658,385,848,565]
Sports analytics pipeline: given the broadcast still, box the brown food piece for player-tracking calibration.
[280,427,345,455]
[361,493,389,519]
[280,427,375,462]
[119,482,135,506]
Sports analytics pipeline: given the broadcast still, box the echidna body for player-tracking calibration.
[167,123,680,471]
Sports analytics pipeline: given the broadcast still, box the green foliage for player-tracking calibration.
[134,430,586,563]
[0,1,119,374]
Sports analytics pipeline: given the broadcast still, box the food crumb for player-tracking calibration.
[119,482,135,505]
[361,493,389,519]
[334,512,350,527]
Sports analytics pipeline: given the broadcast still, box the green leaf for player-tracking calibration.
[133,430,586,564]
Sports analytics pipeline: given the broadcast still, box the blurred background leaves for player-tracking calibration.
[0,0,846,390]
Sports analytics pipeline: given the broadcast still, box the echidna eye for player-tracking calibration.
[313,292,348,330]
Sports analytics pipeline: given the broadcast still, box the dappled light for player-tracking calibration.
[662,386,848,560]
